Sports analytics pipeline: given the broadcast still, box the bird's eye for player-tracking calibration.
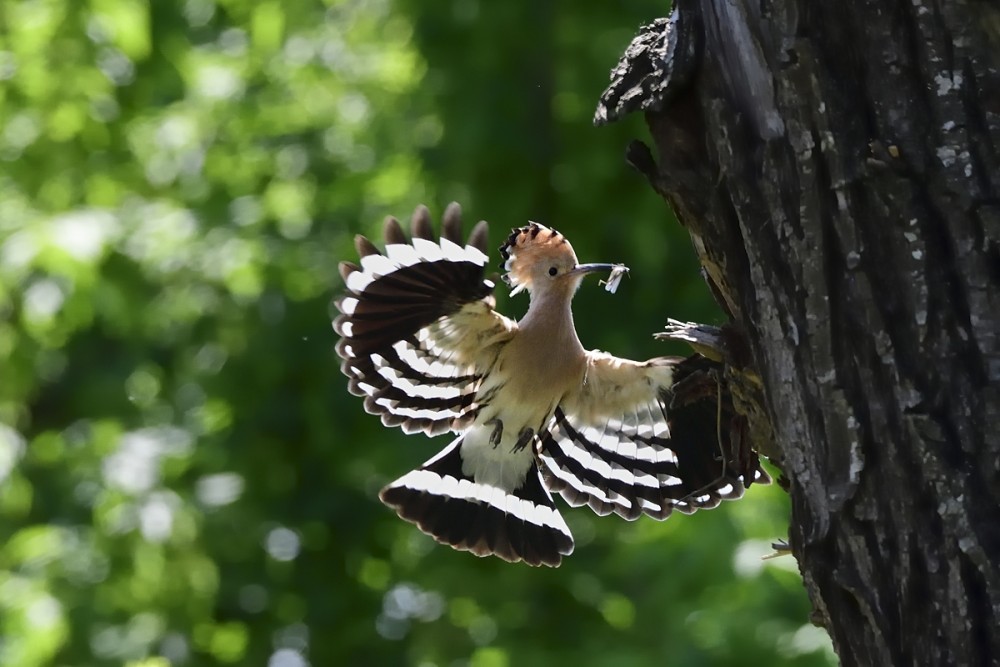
[548,266,558,276]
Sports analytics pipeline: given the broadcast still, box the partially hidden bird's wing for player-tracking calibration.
[335,203,517,436]
[538,351,770,520]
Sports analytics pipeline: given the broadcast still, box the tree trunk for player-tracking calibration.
[597,1,1000,665]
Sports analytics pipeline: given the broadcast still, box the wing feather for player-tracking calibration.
[335,203,516,436]
[539,351,768,520]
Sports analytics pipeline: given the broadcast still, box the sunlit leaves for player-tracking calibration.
[0,575,68,667]
[194,620,249,663]
[251,3,285,54]
[89,0,152,61]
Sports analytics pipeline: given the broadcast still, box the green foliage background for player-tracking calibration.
[0,1,836,665]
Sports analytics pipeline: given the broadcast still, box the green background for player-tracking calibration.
[0,1,835,665]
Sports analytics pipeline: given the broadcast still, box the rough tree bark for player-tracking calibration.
[597,2,1000,665]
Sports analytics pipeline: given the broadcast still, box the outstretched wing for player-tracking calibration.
[334,203,516,436]
[537,352,769,520]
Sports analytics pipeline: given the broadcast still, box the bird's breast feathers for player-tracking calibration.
[459,422,536,491]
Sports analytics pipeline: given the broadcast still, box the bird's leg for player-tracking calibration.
[485,418,504,447]
[512,427,534,452]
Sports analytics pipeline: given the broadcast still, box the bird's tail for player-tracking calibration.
[379,437,574,567]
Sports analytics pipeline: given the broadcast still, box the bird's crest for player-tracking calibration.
[499,222,578,296]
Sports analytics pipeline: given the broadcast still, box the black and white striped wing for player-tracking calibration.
[537,352,769,521]
[334,203,517,436]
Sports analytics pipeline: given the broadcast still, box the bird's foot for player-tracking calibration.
[512,427,534,452]
[762,539,793,560]
[486,418,504,447]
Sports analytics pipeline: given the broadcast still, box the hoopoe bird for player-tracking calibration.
[334,203,769,566]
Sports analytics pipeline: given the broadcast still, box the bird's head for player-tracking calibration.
[499,222,619,298]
